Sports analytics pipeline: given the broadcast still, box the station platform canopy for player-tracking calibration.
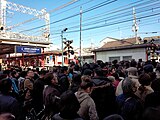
[0,31,51,55]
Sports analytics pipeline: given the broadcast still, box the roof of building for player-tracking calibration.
[100,37,119,42]
[143,36,160,41]
[92,37,149,52]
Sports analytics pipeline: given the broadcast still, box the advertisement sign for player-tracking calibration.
[16,46,41,54]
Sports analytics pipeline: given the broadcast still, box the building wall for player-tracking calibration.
[82,57,94,64]
[96,48,147,62]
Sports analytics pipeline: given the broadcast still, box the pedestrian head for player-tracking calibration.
[83,69,93,76]
[94,67,104,76]
[59,90,80,119]
[151,78,160,92]
[60,66,68,74]
[27,70,34,78]
[138,73,151,86]
[44,72,58,85]
[130,59,137,67]
[80,75,93,93]
[122,77,137,94]
[0,78,12,95]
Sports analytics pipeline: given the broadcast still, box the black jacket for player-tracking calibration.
[91,76,116,120]
[0,94,24,120]
[58,73,69,93]
[32,78,45,112]
[145,91,160,108]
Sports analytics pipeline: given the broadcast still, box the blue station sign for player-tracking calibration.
[16,46,41,54]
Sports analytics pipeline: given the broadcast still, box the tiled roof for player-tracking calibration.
[101,37,139,48]
[143,36,160,41]
[92,37,148,52]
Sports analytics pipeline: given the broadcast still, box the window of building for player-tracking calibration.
[109,56,120,62]
[123,56,132,61]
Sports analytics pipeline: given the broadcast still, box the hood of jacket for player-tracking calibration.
[75,90,90,104]
[92,76,111,86]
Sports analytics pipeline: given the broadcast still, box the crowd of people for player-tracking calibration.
[0,59,160,120]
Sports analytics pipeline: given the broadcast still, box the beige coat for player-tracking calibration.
[135,86,153,103]
[75,90,99,120]
[24,78,34,101]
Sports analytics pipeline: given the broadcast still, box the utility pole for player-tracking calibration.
[61,28,68,66]
[0,0,6,31]
[80,7,82,66]
[132,7,140,44]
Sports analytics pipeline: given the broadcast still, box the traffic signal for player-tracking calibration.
[0,26,3,31]
[70,50,74,55]
[63,51,67,55]
[63,40,74,56]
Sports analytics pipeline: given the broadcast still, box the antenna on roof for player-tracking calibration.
[132,7,140,44]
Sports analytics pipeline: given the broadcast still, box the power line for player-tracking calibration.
[50,17,160,40]
[51,4,160,34]
[21,0,157,35]
[60,12,160,33]
[49,0,147,31]
[8,0,80,30]
[50,0,160,33]
[11,0,95,29]
[19,0,118,33]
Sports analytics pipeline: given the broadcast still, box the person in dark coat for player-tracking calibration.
[116,77,143,120]
[0,78,24,120]
[52,90,83,120]
[43,72,61,119]
[91,68,116,119]
[58,66,69,93]
[142,107,160,120]
[70,74,81,93]
[145,78,160,108]
[32,70,46,113]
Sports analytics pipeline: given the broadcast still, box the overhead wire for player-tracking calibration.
[65,12,160,33]
[19,0,118,33]
[21,0,158,35]
[21,0,160,38]
[50,17,160,40]
[51,3,160,34]
[50,12,160,40]
[13,0,95,28]
[51,0,157,29]
[7,0,80,30]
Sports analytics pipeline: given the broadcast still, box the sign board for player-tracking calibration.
[16,46,41,54]
[0,32,48,43]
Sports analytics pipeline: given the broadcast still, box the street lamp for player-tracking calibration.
[61,28,68,66]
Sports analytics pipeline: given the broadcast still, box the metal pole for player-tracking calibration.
[61,31,64,66]
[68,41,70,64]
[80,7,82,66]
[61,28,67,66]
[133,7,139,44]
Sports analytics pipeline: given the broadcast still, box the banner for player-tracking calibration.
[16,46,41,54]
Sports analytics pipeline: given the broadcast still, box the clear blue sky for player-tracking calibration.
[7,0,160,48]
